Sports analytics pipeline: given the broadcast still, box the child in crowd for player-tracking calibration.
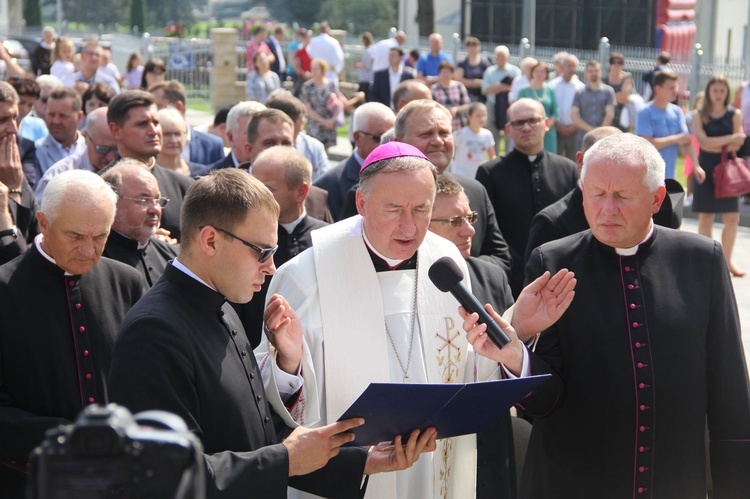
[50,37,76,84]
[452,102,496,178]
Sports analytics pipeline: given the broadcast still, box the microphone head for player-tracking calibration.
[428,256,464,293]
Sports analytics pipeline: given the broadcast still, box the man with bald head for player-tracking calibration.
[315,102,395,218]
[0,170,143,496]
[525,126,622,260]
[477,97,578,296]
[391,79,431,111]
[34,106,118,201]
[416,33,453,85]
[101,159,178,287]
[236,146,328,346]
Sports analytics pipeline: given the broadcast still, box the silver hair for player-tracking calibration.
[581,134,665,191]
[494,45,510,56]
[394,99,450,140]
[41,170,118,225]
[226,101,267,136]
[36,74,63,91]
[352,102,394,133]
[380,128,396,144]
[359,156,437,196]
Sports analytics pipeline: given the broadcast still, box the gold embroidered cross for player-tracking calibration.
[436,330,460,354]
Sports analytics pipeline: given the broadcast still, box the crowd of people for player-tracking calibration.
[0,23,749,499]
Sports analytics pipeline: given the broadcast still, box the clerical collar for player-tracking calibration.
[172,257,217,291]
[528,154,538,163]
[34,234,73,275]
[362,231,417,271]
[111,230,151,250]
[280,210,307,234]
[614,222,655,256]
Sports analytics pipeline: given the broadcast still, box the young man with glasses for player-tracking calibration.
[476,98,578,297]
[101,159,177,287]
[34,107,118,201]
[109,167,435,498]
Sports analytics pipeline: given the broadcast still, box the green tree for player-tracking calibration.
[130,0,146,31]
[278,0,325,25]
[24,0,43,27]
[318,0,397,37]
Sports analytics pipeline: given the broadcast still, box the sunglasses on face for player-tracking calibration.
[201,225,278,263]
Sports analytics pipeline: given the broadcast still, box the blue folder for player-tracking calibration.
[338,374,551,446]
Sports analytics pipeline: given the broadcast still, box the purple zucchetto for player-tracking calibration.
[359,142,430,176]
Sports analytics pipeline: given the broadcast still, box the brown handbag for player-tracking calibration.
[713,146,750,199]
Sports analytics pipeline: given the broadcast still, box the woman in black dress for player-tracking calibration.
[692,75,747,276]
[456,37,490,103]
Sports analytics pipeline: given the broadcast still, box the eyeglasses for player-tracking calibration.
[358,131,382,143]
[508,117,545,129]
[89,138,116,155]
[431,211,478,227]
[610,60,624,65]
[202,226,278,263]
[120,196,170,208]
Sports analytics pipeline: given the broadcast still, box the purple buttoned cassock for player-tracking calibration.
[0,245,143,497]
[518,226,750,499]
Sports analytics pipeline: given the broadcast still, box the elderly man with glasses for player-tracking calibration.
[34,107,118,201]
[477,98,578,297]
[101,159,177,287]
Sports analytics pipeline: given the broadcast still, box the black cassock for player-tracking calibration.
[103,231,178,288]
[520,227,750,498]
[109,263,368,499]
[0,245,144,497]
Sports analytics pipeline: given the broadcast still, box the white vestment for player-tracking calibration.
[257,216,500,499]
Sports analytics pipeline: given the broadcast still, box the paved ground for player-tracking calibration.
[186,108,750,369]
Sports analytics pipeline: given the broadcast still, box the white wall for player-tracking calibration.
[697,0,749,61]
[399,0,462,47]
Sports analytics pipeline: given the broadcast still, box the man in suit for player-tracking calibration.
[149,80,225,166]
[476,98,578,296]
[315,102,395,219]
[525,126,621,261]
[195,101,267,176]
[244,109,333,223]
[266,26,287,81]
[0,170,144,497]
[108,168,435,498]
[235,146,328,347]
[0,82,40,265]
[101,159,178,287]
[369,47,414,109]
[107,90,194,240]
[428,174,516,498]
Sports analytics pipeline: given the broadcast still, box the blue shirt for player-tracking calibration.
[416,52,453,77]
[635,103,687,179]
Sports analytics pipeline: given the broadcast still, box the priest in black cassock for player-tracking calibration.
[428,174,517,499]
[0,170,144,497]
[108,169,437,498]
[476,98,579,297]
[101,159,178,287]
[232,146,327,347]
[463,134,750,498]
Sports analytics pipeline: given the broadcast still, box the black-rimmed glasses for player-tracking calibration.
[120,196,170,208]
[508,117,545,129]
[358,131,382,143]
[201,226,278,263]
[431,211,478,227]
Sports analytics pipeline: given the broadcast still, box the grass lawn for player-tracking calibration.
[186,101,213,114]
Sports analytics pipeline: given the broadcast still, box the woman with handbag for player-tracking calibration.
[692,75,747,277]
[300,58,339,151]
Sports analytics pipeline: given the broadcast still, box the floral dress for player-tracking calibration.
[300,80,337,148]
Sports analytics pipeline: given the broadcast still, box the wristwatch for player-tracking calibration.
[0,226,19,240]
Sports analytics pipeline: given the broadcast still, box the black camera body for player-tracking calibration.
[28,404,205,499]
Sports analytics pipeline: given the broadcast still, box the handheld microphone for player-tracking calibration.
[428,256,511,348]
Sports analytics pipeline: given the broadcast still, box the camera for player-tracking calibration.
[28,403,205,499]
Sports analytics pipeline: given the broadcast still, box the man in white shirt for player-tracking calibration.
[370,47,414,109]
[306,22,345,87]
[549,53,585,161]
[371,31,406,73]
